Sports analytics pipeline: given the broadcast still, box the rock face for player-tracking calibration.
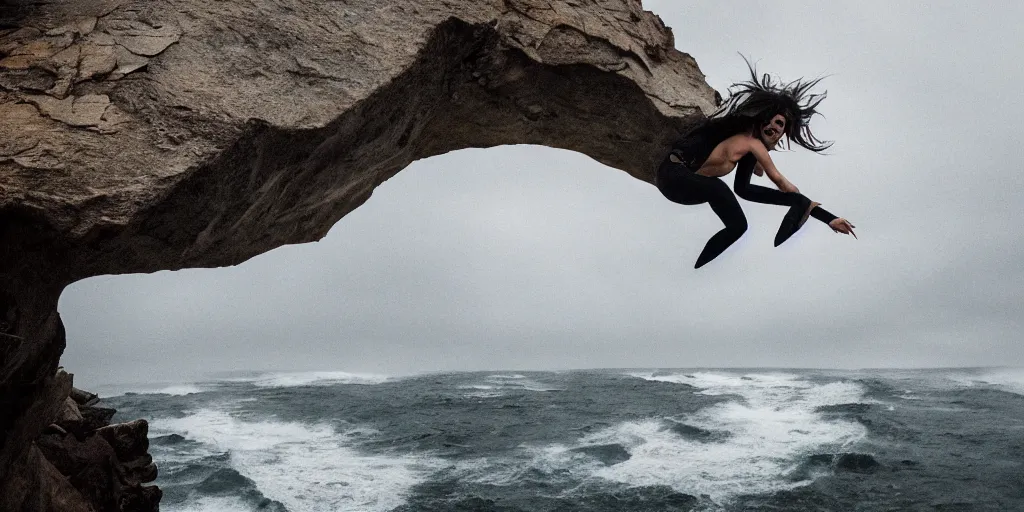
[35,380,161,511]
[0,0,717,509]
[4,372,159,512]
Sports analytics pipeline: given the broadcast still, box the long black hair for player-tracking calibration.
[707,55,831,153]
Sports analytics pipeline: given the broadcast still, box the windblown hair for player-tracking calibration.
[707,55,831,153]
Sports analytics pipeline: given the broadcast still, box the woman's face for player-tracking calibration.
[760,114,787,148]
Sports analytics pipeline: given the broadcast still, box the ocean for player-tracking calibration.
[97,368,1024,511]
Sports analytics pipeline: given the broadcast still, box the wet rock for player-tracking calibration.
[122,453,158,485]
[97,418,150,460]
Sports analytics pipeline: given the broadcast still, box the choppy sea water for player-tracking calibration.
[99,368,1024,511]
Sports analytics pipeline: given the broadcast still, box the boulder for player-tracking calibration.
[56,397,84,429]
[69,387,99,406]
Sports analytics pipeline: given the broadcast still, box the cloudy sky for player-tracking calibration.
[59,1,1024,388]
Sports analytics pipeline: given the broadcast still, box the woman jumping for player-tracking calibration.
[656,58,857,268]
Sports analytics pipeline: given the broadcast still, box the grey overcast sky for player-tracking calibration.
[60,1,1024,389]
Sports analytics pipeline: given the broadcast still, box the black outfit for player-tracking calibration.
[656,126,837,268]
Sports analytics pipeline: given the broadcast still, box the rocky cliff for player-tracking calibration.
[0,0,716,509]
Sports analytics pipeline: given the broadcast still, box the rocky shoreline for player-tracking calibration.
[8,369,160,512]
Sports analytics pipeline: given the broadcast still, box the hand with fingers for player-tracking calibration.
[829,218,857,239]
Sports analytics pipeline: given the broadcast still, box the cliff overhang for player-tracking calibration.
[0,1,716,509]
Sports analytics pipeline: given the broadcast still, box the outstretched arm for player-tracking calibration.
[747,138,799,193]
[733,153,800,204]
[734,148,857,238]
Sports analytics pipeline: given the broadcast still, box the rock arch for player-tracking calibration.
[0,0,716,508]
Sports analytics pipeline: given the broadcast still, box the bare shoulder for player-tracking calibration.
[722,132,760,157]
[745,134,772,155]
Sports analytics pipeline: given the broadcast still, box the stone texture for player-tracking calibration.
[79,405,118,431]
[4,444,95,512]
[34,379,160,512]
[0,0,718,510]
[70,386,100,406]
[57,396,84,427]
[24,93,112,127]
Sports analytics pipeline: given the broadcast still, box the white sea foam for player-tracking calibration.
[155,409,441,512]
[599,371,869,501]
[463,372,869,505]
[944,368,1024,395]
[458,374,559,398]
[224,371,391,388]
[483,374,554,390]
[457,383,504,398]
[151,384,206,395]
[145,425,223,465]
[95,382,206,397]
[897,388,922,400]
[164,496,253,512]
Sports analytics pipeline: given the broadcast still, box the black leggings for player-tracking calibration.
[656,150,836,268]
[656,157,749,268]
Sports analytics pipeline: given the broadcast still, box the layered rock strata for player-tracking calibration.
[0,0,718,509]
